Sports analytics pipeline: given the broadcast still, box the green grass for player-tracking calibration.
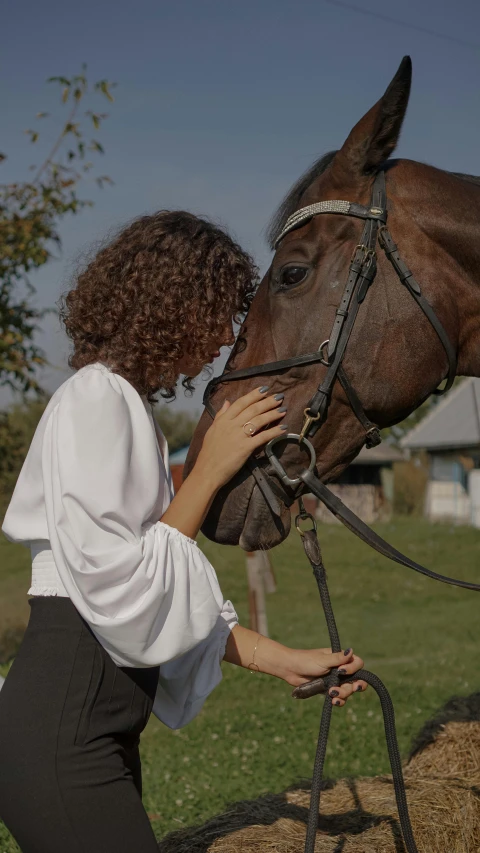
[1,518,479,849]
[0,537,31,652]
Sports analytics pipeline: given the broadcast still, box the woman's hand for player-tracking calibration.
[194,387,287,490]
[161,388,287,539]
[282,647,367,707]
[224,627,367,707]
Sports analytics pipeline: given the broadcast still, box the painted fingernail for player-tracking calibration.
[259,386,270,393]
[277,406,287,413]
[338,668,347,675]
[356,684,363,692]
[280,424,289,431]
[343,648,352,656]
[334,700,341,706]
[330,690,339,698]
[274,393,284,401]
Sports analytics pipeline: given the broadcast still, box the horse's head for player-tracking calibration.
[186,57,480,549]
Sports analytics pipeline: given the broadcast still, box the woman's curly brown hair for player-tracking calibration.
[59,211,258,402]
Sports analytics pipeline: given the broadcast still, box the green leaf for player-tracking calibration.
[47,76,70,85]
[1,65,115,394]
[95,80,115,103]
[62,122,80,137]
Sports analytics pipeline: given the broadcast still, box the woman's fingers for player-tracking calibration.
[288,649,359,682]
[329,680,368,707]
[251,422,289,449]
[225,386,275,419]
[229,389,286,424]
[213,387,289,448]
[328,651,367,706]
[214,400,231,418]
[299,649,364,677]
[247,406,286,434]
[285,647,368,706]
[336,653,364,676]
[320,649,357,670]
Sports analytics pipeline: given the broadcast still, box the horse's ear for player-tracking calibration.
[332,56,412,181]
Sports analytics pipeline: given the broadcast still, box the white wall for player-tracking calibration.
[425,481,471,524]
[468,470,480,528]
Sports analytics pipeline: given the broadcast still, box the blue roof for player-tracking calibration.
[169,445,190,465]
[401,378,480,450]
[168,441,403,467]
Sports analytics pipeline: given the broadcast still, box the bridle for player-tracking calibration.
[204,169,457,504]
[201,170,480,853]
[201,171,480,595]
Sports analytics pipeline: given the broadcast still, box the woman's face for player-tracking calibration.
[175,326,235,377]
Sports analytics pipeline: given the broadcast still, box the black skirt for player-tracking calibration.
[0,596,160,852]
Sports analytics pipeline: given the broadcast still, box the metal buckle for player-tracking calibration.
[377,225,388,248]
[265,434,316,488]
[295,510,317,537]
[318,339,331,367]
[351,244,376,264]
[365,426,381,448]
[295,496,317,537]
[299,407,321,442]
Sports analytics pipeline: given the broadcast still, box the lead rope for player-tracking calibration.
[296,500,418,853]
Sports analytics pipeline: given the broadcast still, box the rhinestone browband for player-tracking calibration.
[275,200,351,247]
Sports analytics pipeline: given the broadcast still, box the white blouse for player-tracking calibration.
[2,362,238,729]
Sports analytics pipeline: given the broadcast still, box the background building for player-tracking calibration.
[313,443,405,524]
[168,445,190,493]
[401,378,480,525]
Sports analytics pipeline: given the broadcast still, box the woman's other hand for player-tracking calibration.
[224,627,367,707]
[283,647,367,706]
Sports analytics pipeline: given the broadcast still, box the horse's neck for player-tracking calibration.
[440,181,480,379]
[458,303,480,379]
[457,250,480,380]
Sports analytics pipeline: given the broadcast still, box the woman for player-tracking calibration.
[0,211,367,853]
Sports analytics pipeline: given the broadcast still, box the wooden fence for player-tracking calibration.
[246,550,276,637]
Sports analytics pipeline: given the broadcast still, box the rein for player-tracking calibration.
[202,171,479,853]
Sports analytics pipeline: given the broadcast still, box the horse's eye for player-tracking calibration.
[280,266,308,287]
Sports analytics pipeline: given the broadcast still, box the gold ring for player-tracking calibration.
[243,421,256,437]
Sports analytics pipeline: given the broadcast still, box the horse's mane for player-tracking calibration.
[267,152,480,250]
[266,151,337,249]
[450,172,480,186]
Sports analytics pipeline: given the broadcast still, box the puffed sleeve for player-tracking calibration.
[41,365,238,728]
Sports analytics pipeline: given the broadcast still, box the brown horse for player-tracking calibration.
[186,56,480,550]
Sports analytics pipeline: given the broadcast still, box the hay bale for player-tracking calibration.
[158,694,480,853]
[408,692,480,780]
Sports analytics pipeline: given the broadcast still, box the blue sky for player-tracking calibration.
[3,0,480,412]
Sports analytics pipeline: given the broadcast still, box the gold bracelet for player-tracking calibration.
[247,634,261,672]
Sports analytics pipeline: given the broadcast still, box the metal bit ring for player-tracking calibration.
[243,421,256,437]
[265,434,316,487]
